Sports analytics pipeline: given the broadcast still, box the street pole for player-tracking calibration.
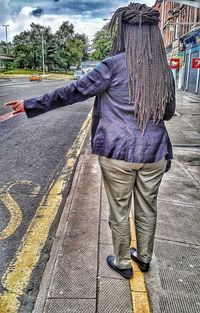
[41,32,45,76]
[2,24,9,54]
[161,0,166,36]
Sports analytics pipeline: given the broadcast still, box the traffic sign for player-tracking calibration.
[169,58,180,69]
[192,58,200,69]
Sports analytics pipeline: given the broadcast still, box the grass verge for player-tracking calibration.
[0,69,74,80]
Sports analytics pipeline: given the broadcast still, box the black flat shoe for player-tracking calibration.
[106,255,133,279]
[130,248,150,272]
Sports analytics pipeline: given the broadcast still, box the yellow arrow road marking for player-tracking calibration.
[0,110,92,313]
[0,181,40,240]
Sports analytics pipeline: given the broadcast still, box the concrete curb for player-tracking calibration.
[32,156,84,313]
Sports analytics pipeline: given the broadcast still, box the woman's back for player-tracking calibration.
[91,52,175,163]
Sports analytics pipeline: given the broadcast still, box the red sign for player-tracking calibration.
[192,58,200,69]
[169,58,180,69]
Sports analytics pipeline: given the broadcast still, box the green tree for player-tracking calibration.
[7,21,89,72]
[64,37,84,68]
[75,33,89,61]
[13,24,50,69]
[90,24,112,61]
[13,30,35,68]
[55,21,74,44]
[55,23,89,69]
[0,41,14,55]
[13,24,61,71]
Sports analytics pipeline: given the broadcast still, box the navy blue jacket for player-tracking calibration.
[24,53,176,163]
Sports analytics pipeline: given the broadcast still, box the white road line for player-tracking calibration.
[0,80,65,88]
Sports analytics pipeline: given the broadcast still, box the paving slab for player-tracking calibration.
[98,277,133,313]
[158,177,200,207]
[44,299,96,313]
[47,242,97,299]
[156,201,200,245]
[100,206,109,221]
[159,291,200,313]
[100,220,113,245]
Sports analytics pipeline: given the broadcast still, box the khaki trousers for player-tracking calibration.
[98,155,167,269]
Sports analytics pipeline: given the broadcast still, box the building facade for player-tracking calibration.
[155,0,200,95]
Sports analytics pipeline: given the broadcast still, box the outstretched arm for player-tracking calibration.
[4,59,112,118]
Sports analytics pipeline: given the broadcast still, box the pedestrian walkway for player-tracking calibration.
[145,91,200,313]
[34,148,137,313]
[34,90,200,313]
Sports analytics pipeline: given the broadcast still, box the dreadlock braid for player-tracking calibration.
[109,2,174,131]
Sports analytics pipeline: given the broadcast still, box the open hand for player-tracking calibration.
[4,100,25,115]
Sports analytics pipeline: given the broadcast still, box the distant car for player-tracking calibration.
[29,74,42,82]
[74,70,85,80]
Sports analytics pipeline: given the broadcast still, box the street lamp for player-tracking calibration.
[2,24,9,54]
[41,31,45,76]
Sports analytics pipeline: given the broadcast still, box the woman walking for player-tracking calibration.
[5,2,175,279]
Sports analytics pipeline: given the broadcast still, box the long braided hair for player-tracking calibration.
[109,2,174,131]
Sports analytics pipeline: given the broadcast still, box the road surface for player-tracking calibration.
[0,78,93,312]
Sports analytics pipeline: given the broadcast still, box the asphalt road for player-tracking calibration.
[0,78,93,311]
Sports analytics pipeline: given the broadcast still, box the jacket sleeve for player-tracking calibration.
[24,59,112,118]
[163,70,176,121]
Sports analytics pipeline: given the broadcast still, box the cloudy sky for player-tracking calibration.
[0,0,156,43]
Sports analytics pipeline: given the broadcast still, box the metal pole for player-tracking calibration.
[161,0,166,36]
[41,32,45,76]
[195,50,200,94]
[186,49,191,91]
[3,24,9,54]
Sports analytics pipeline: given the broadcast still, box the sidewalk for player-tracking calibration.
[33,90,200,313]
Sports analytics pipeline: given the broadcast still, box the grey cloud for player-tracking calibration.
[31,7,44,17]
[2,0,130,20]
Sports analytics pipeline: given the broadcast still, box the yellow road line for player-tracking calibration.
[0,110,92,313]
[129,214,151,313]
[0,181,40,240]
[0,192,22,241]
